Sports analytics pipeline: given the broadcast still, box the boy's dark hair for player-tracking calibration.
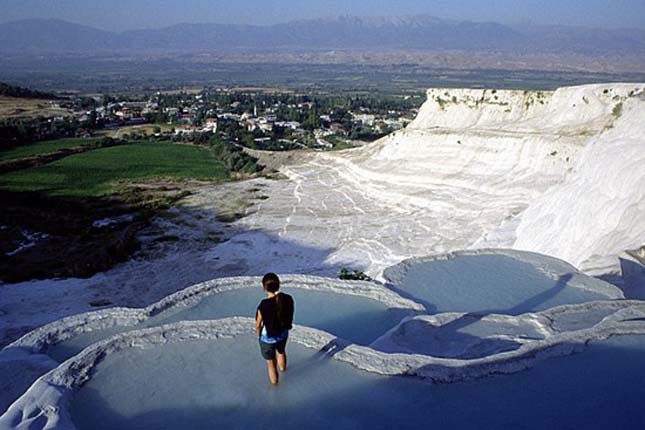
[262,272,280,293]
[262,272,286,326]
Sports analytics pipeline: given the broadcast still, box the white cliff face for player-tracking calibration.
[412,85,631,133]
[342,83,644,275]
[512,92,645,273]
[363,84,639,191]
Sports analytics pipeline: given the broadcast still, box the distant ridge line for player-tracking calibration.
[0,16,643,54]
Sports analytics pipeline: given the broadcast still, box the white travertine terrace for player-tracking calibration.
[620,247,645,297]
[0,253,639,429]
[2,82,645,428]
[383,249,624,300]
[7,275,424,354]
[0,275,424,416]
[370,300,640,357]
[2,303,645,430]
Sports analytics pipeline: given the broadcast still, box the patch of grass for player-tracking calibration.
[324,134,355,150]
[89,299,113,307]
[612,101,624,119]
[98,124,175,138]
[0,141,228,197]
[153,235,180,243]
[0,138,99,162]
[215,212,246,223]
[0,96,70,120]
[207,233,223,242]
[576,130,595,136]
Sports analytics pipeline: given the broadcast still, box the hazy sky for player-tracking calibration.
[2,0,644,31]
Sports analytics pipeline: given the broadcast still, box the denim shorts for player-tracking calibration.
[259,338,287,360]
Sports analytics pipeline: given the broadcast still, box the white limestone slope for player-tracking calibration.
[511,92,645,274]
[340,83,644,275]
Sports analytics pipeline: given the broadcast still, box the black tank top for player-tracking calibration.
[257,293,294,338]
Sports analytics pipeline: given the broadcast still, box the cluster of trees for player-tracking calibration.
[216,120,303,151]
[209,135,262,175]
[197,90,422,115]
[348,125,392,141]
[0,118,80,150]
[0,82,59,100]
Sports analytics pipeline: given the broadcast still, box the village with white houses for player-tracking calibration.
[59,88,422,151]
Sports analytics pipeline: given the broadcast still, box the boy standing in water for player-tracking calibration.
[256,273,295,385]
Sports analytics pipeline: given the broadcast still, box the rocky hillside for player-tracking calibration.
[352,83,644,274]
[1,16,643,54]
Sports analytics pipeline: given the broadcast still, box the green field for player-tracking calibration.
[323,134,356,150]
[0,141,228,197]
[0,138,99,162]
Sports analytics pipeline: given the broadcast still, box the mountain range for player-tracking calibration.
[0,16,644,55]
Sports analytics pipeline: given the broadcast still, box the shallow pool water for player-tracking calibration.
[385,254,615,314]
[48,288,412,362]
[549,307,617,332]
[71,334,645,430]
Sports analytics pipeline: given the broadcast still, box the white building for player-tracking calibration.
[352,114,376,126]
[275,121,301,130]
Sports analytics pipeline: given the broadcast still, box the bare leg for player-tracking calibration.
[277,351,287,372]
[266,359,279,384]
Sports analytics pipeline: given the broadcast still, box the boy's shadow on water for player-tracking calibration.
[384,257,576,318]
[383,254,577,317]
[378,272,575,358]
[283,338,351,381]
[488,272,574,315]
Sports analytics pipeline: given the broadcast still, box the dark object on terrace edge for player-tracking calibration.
[339,267,372,281]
